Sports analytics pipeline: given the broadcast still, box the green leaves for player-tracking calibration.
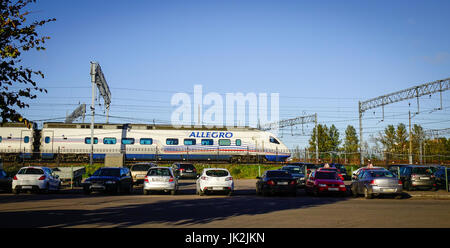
[0,0,55,122]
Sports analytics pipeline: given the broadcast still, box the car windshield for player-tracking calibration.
[93,168,120,177]
[315,172,338,180]
[282,167,302,174]
[368,170,395,178]
[206,170,229,177]
[131,164,152,171]
[266,171,291,178]
[179,164,195,169]
[412,167,433,175]
[147,168,171,177]
[18,168,44,175]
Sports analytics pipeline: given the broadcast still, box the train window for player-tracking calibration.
[184,139,196,145]
[24,136,30,143]
[85,137,98,144]
[219,139,231,146]
[103,137,117,144]
[44,136,51,144]
[236,139,241,146]
[140,138,153,145]
[269,136,280,144]
[201,139,213,145]
[0,136,2,143]
[121,138,135,145]
[166,139,179,145]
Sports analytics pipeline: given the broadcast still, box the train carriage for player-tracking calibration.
[0,123,36,161]
[39,122,291,162]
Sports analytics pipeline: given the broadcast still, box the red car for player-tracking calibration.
[305,170,347,196]
[317,167,345,181]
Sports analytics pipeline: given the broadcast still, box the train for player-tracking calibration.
[0,122,291,163]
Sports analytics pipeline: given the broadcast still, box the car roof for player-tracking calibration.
[20,166,46,169]
[204,168,229,171]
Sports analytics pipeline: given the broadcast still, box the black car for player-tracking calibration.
[399,166,437,191]
[330,163,349,180]
[171,163,197,179]
[280,165,306,188]
[433,167,450,190]
[256,170,297,196]
[0,169,12,192]
[82,167,133,195]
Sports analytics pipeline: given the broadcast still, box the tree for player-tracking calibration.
[344,125,359,161]
[1,0,55,122]
[308,124,329,160]
[395,123,408,154]
[378,124,396,153]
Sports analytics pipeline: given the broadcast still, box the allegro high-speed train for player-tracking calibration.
[0,122,291,162]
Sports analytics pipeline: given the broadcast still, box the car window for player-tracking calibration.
[179,164,195,169]
[93,168,120,177]
[368,170,394,178]
[18,168,44,175]
[205,170,229,177]
[412,167,433,175]
[282,167,302,174]
[315,172,339,180]
[147,168,172,177]
[0,170,6,178]
[131,164,151,171]
[266,171,291,178]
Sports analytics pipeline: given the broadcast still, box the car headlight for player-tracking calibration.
[300,177,305,180]
[105,181,116,184]
[339,184,346,188]
[318,184,327,187]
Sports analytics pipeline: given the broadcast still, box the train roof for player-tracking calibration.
[42,122,263,132]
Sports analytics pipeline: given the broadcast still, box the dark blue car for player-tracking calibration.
[82,167,133,195]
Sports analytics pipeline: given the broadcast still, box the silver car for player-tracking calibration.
[143,167,178,195]
[351,169,402,199]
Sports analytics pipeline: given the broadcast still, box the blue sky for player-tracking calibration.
[16,0,450,149]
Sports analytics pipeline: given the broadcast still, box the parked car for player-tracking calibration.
[12,166,61,194]
[143,167,179,195]
[171,163,197,179]
[256,170,297,196]
[196,168,234,196]
[317,167,345,181]
[305,170,346,196]
[433,167,450,190]
[82,167,133,195]
[280,165,306,187]
[130,162,157,185]
[399,166,437,191]
[351,169,403,199]
[0,169,12,192]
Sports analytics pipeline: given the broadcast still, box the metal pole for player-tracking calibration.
[408,111,413,164]
[358,101,364,166]
[315,113,319,163]
[445,167,448,192]
[90,62,96,167]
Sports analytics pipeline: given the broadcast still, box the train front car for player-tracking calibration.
[258,131,291,162]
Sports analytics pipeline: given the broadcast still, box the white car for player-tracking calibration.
[143,167,178,195]
[196,168,234,196]
[12,166,61,194]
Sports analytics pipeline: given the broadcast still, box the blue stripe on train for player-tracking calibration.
[41,153,289,162]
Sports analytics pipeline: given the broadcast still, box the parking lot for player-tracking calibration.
[0,179,449,228]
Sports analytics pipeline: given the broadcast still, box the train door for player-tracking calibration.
[20,130,32,155]
[42,130,54,155]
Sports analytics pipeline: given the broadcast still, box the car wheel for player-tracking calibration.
[395,194,403,199]
[313,188,319,197]
[199,189,204,196]
[128,184,133,194]
[432,186,438,191]
[227,191,233,197]
[143,189,148,195]
[170,190,176,195]
[364,187,372,199]
[405,181,413,191]
[12,188,19,195]
[83,189,91,195]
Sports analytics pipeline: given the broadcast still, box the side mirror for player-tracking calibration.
[196,174,200,179]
